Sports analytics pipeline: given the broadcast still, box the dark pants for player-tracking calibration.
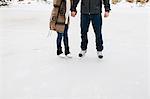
[80,14,103,51]
[57,25,69,51]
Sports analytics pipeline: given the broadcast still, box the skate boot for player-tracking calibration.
[57,48,65,58]
[65,47,72,58]
[79,50,87,57]
[97,51,103,59]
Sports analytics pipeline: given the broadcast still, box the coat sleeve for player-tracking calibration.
[70,0,80,12]
[103,0,111,12]
[49,7,59,30]
[50,7,59,23]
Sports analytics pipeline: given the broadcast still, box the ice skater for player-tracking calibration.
[71,0,111,59]
[49,0,73,58]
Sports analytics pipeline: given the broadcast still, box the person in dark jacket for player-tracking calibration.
[71,0,111,59]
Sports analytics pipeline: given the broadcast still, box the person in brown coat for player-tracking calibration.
[50,0,73,58]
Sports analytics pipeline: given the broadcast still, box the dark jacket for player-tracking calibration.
[71,0,111,14]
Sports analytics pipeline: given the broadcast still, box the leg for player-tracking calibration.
[91,14,103,51]
[57,32,63,55]
[63,25,70,55]
[80,14,90,50]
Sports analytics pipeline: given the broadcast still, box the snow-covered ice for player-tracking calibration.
[0,2,150,99]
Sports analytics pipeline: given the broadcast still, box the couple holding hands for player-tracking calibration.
[50,0,111,59]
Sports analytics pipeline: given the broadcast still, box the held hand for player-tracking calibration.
[51,25,56,30]
[71,11,77,17]
[104,11,109,18]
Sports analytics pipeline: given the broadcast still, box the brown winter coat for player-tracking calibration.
[49,0,73,33]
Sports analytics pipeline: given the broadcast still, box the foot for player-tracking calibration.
[79,50,87,57]
[66,53,72,58]
[65,47,70,55]
[58,53,66,58]
[57,49,65,58]
[97,51,103,59]
[57,48,63,55]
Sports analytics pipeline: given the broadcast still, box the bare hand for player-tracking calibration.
[71,11,77,17]
[104,11,109,18]
[50,22,56,30]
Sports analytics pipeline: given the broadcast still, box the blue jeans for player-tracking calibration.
[81,14,103,51]
[57,25,69,50]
